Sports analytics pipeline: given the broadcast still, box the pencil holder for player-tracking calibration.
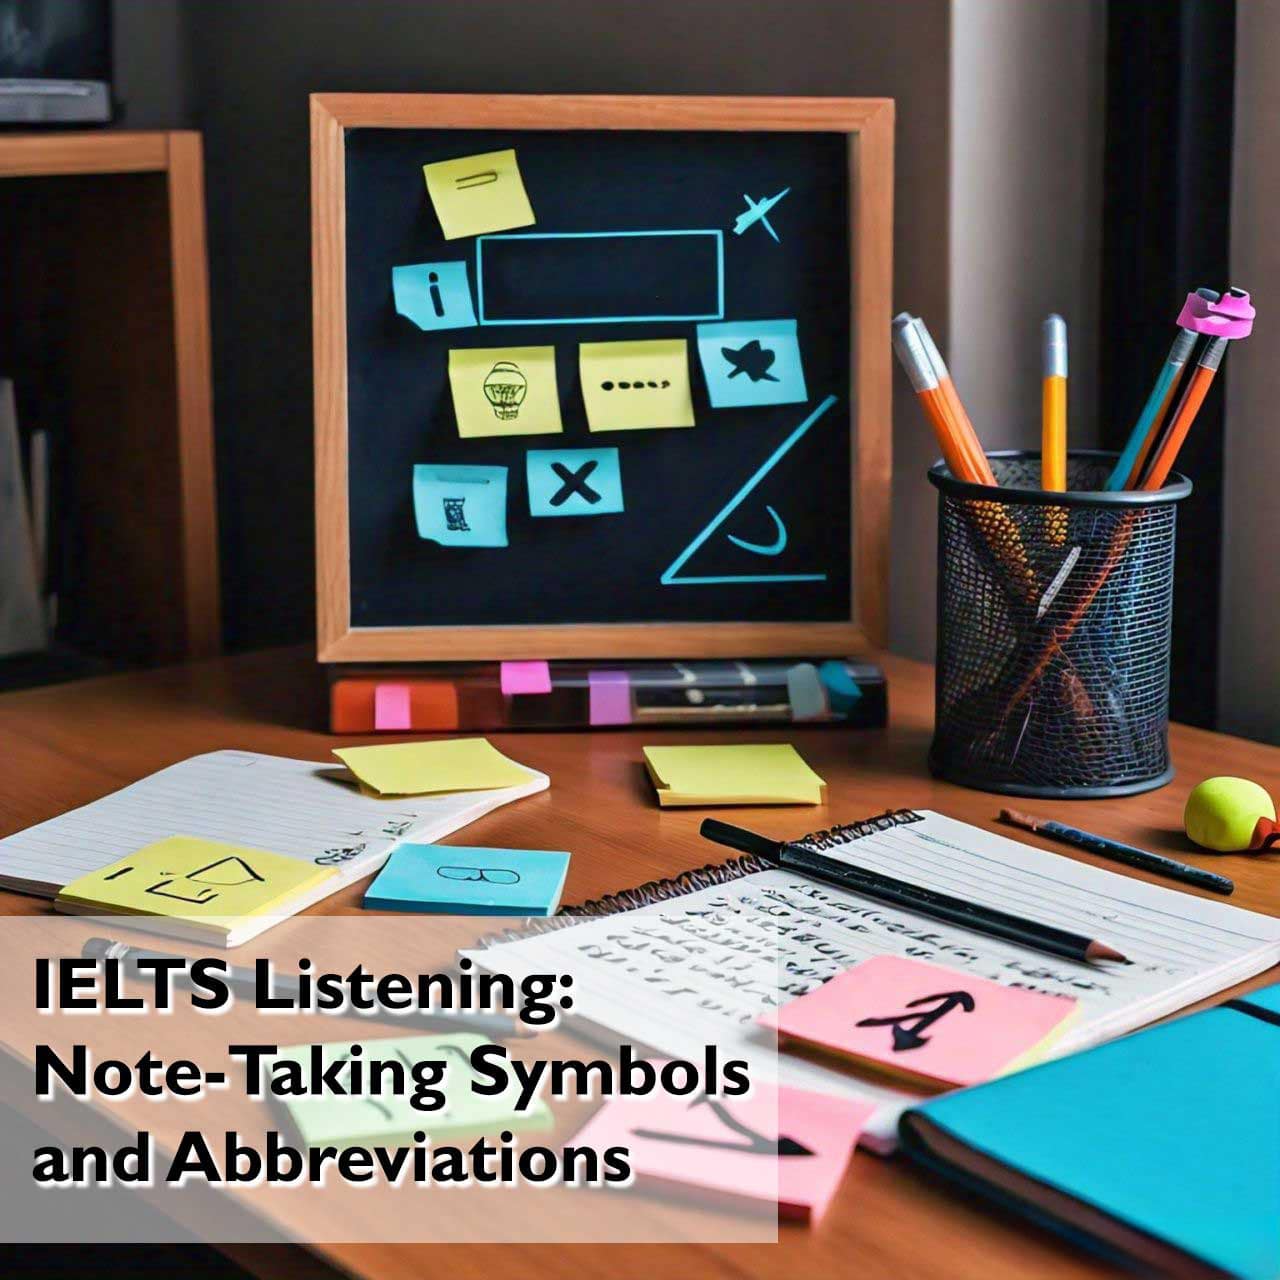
[928,451,1192,798]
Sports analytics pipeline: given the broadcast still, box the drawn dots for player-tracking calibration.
[599,379,673,391]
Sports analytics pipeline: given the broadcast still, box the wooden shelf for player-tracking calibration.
[0,131,219,665]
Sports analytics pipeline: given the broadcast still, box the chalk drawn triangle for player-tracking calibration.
[660,394,836,585]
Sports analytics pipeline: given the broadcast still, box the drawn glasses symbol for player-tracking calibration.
[482,361,527,419]
[436,865,522,885]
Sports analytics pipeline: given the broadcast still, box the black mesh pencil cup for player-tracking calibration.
[928,451,1192,798]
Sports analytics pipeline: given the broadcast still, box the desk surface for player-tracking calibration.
[2,646,1277,1280]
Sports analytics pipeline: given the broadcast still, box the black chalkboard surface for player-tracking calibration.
[345,126,850,628]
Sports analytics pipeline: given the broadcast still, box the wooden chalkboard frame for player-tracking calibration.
[313,94,893,662]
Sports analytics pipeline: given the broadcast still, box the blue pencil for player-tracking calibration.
[1104,288,1219,491]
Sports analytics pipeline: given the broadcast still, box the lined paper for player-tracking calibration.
[0,750,549,898]
[478,811,1280,1151]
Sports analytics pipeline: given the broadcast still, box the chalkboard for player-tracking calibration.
[314,96,893,662]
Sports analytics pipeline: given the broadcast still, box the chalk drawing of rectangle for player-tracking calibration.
[476,231,725,325]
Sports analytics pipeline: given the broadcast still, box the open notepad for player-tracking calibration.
[475,809,1280,1153]
[0,750,549,933]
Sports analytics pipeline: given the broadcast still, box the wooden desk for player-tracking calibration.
[2,646,1276,1280]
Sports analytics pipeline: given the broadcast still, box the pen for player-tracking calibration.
[1137,334,1226,490]
[81,937,534,1039]
[699,819,1129,965]
[998,810,1234,896]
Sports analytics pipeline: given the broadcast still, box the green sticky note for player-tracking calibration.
[422,149,535,241]
[642,742,827,806]
[333,737,536,797]
[449,346,563,438]
[579,339,695,432]
[271,1034,551,1148]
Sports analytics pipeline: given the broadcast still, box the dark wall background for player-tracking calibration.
[114,0,952,654]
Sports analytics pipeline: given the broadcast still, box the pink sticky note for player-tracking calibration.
[763,955,1078,1089]
[373,683,412,731]
[500,660,552,696]
[588,669,631,726]
[570,1076,873,1221]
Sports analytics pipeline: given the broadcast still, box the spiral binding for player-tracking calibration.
[471,808,925,951]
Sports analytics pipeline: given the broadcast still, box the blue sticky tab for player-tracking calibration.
[818,659,862,713]
[363,845,571,916]
[696,319,808,408]
[413,464,507,547]
[392,262,477,332]
[526,447,624,517]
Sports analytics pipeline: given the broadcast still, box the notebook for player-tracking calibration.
[472,809,1280,1153]
[54,836,340,946]
[642,743,826,806]
[898,983,1280,1278]
[761,954,1080,1090]
[0,750,549,935]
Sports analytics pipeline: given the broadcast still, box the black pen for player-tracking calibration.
[700,819,1129,965]
[999,809,1234,896]
[82,937,533,1039]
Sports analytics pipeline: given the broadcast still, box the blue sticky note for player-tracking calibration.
[696,319,807,408]
[413,464,507,547]
[392,262,477,331]
[363,845,571,916]
[526,447,624,517]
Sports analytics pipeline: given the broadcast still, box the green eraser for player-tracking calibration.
[1184,777,1276,852]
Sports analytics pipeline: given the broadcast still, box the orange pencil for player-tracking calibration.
[1138,337,1227,490]
[911,318,998,486]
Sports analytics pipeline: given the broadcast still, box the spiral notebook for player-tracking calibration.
[474,809,1280,1153]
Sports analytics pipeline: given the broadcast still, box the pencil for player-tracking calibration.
[1041,314,1068,492]
[1137,335,1227,490]
[998,809,1234,896]
[891,315,977,482]
[910,316,998,486]
[700,818,1129,965]
[1104,288,1217,491]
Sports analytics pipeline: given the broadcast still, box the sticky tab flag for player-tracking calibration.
[500,660,552,695]
[392,262,477,331]
[526,447,624,517]
[762,955,1080,1089]
[449,346,563,438]
[413,464,508,547]
[696,319,807,408]
[580,339,695,431]
[422,148,535,241]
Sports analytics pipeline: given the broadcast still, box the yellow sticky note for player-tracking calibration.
[55,836,336,921]
[449,346,563,438]
[422,148,535,240]
[334,737,536,797]
[580,339,695,432]
[642,743,826,806]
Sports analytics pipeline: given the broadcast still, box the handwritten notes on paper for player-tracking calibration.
[449,346,563,438]
[696,319,808,408]
[579,339,695,432]
[334,737,537,798]
[422,149,535,241]
[763,955,1079,1089]
[392,262,477,331]
[413,464,508,547]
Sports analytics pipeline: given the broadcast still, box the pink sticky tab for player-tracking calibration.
[763,955,1078,1089]
[373,683,412,731]
[500,661,552,696]
[588,669,631,726]
[569,1074,872,1221]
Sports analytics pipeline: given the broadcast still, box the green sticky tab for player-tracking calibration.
[271,1034,550,1148]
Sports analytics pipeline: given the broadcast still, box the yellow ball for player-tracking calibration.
[1184,777,1276,852]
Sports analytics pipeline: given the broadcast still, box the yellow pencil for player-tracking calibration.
[1041,313,1068,492]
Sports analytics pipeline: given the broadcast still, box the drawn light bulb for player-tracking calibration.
[482,361,527,419]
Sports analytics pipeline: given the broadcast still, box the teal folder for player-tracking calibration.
[899,984,1280,1279]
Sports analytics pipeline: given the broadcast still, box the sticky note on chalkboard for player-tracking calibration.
[422,149,535,241]
[579,339,695,432]
[449,346,563,438]
[413,464,508,547]
[526,447,624,517]
[391,261,476,331]
[696,319,808,408]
